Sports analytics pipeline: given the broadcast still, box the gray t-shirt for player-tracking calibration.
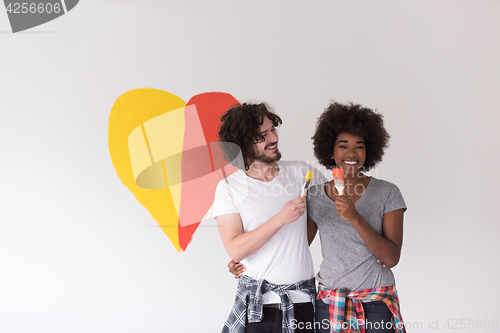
[307,177,407,292]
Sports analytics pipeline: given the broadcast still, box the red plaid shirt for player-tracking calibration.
[317,282,406,333]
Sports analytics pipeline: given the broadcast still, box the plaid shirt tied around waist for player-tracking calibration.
[317,282,406,333]
[222,275,316,333]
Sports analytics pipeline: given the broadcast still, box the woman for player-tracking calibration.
[309,102,406,333]
[229,102,406,333]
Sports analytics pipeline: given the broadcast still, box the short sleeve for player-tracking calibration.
[310,166,328,187]
[306,184,322,223]
[383,184,407,215]
[213,179,239,218]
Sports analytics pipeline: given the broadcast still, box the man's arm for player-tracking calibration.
[217,213,283,262]
[217,196,307,262]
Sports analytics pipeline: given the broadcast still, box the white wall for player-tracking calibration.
[1,0,499,332]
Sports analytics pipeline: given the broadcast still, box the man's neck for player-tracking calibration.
[245,161,280,182]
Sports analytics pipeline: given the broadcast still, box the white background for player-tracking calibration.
[1,0,499,332]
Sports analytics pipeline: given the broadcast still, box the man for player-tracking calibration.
[213,102,326,333]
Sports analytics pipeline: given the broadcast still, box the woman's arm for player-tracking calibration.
[228,260,245,279]
[307,218,318,245]
[351,209,404,268]
[334,194,404,268]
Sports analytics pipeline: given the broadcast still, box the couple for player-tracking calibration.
[213,102,407,333]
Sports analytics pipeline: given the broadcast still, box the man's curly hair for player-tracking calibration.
[218,102,282,170]
[312,102,390,171]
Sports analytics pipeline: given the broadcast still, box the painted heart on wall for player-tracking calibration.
[108,89,241,252]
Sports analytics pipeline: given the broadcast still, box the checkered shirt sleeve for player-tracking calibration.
[317,282,406,333]
[222,275,316,333]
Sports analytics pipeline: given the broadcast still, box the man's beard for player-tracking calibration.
[254,149,282,164]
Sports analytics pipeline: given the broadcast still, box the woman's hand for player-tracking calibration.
[334,190,361,224]
[228,260,246,279]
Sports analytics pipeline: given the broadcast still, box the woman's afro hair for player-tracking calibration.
[312,102,390,171]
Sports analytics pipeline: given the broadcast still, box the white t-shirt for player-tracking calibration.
[213,160,326,304]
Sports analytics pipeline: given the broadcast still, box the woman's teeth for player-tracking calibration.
[344,160,357,165]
